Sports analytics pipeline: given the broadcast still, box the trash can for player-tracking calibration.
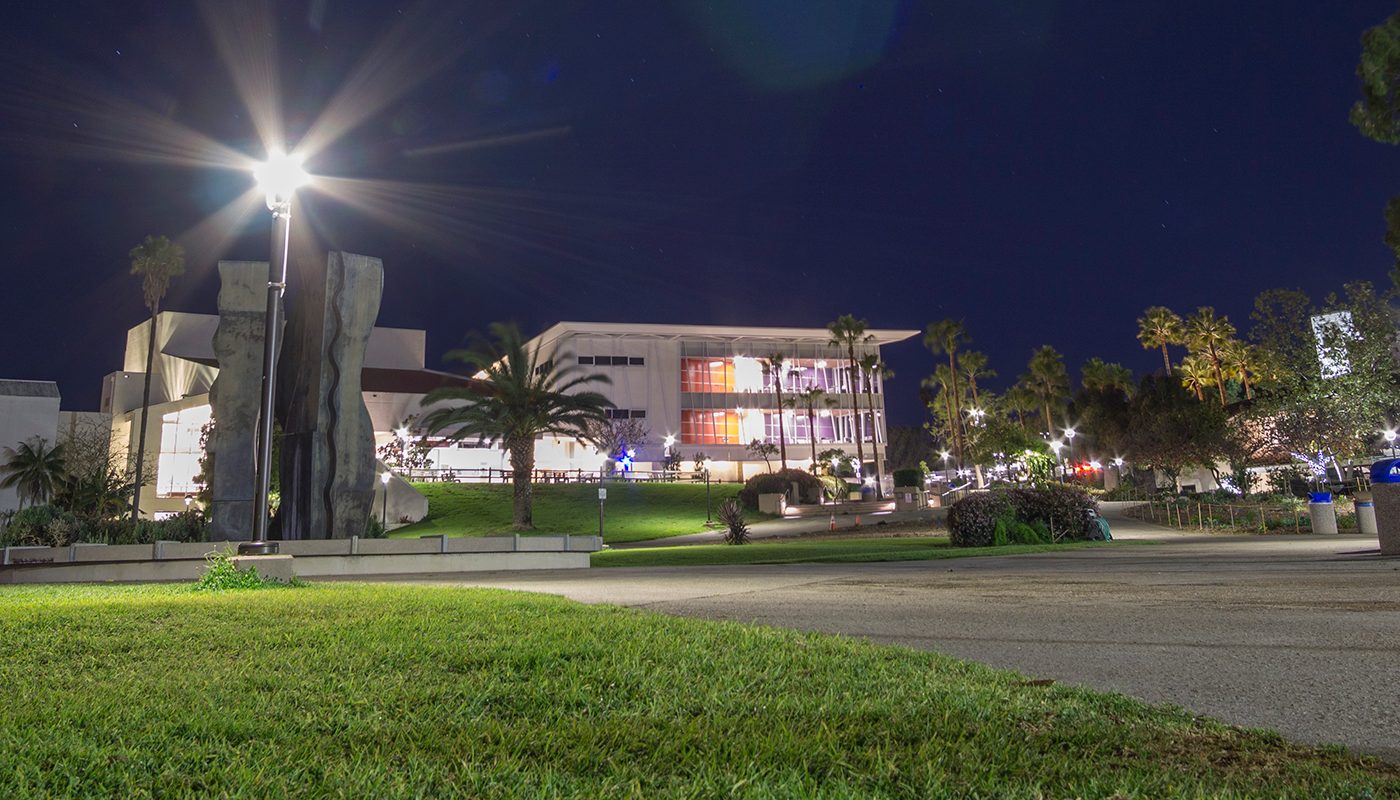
[1308,492,1338,535]
[1354,491,1378,536]
[1370,459,1400,555]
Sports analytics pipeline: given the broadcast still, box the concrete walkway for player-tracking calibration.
[391,503,1400,762]
[612,504,948,548]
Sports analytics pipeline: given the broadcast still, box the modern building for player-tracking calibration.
[503,322,921,483]
[103,312,475,518]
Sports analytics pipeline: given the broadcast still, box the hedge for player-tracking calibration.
[948,486,1097,547]
[738,468,823,508]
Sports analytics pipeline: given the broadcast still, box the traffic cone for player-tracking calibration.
[856,514,861,528]
[829,513,836,531]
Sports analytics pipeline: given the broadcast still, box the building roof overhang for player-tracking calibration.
[534,321,921,347]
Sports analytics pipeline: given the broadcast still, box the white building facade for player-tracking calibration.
[494,322,919,483]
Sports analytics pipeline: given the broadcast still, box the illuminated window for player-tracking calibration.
[680,410,741,444]
[156,404,211,497]
[681,358,734,393]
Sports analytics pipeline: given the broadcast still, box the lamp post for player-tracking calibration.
[1050,441,1064,484]
[1386,430,1397,458]
[704,458,713,522]
[242,151,310,556]
[1113,457,1125,490]
[380,471,391,530]
[1064,427,1077,485]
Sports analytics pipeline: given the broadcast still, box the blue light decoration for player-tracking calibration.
[619,455,633,472]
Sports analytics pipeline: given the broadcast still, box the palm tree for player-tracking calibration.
[1222,340,1261,400]
[1,437,66,510]
[761,353,792,470]
[924,365,961,454]
[1081,358,1134,395]
[859,353,893,497]
[1003,386,1040,432]
[421,323,613,531]
[127,235,185,522]
[797,387,829,470]
[924,319,970,460]
[828,315,874,479]
[1137,307,1186,375]
[1185,307,1236,405]
[958,350,995,408]
[1022,346,1071,435]
[1180,354,1214,401]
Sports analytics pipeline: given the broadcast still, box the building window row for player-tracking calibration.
[578,356,645,366]
[679,409,881,446]
[605,408,647,419]
[680,357,880,395]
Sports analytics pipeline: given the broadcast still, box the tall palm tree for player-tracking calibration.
[1022,346,1071,435]
[797,387,829,469]
[1,437,66,510]
[1137,306,1186,375]
[924,319,970,460]
[761,353,792,470]
[1222,340,1261,400]
[1180,354,1214,401]
[828,315,874,479]
[127,235,185,522]
[924,365,961,454]
[421,322,613,530]
[1185,307,1236,405]
[958,350,995,408]
[859,354,893,497]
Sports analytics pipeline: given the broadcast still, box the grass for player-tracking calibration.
[396,481,769,543]
[0,583,1395,798]
[594,537,1139,568]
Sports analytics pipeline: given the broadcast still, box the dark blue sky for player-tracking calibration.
[1,0,1397,427]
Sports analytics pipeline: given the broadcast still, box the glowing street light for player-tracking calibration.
[380,470,392,530]
[242,150,315,555]
[1386,430,1398,458]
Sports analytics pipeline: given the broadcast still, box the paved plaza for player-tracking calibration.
[394,504,1400,761]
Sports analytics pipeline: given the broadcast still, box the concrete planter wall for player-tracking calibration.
[758,493,787,515]
[893,486,926,511]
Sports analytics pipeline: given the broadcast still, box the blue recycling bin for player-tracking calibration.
[1370,459,1400,554]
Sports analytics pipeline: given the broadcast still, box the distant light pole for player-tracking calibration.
[1065,427,1077,484]
[704,458,713,523]
[380,471,391,530]
[1113,457,1125,489]
[243,151,310,556]
[1050,441,1065,484]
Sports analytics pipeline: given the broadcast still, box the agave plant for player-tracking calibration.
[717,498,750,545]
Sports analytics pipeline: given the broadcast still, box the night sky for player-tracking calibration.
[1,1,1397,428]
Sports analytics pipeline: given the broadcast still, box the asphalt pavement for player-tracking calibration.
[388,503,1400,762]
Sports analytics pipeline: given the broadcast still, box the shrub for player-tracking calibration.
[948,486,1098,547]
[738,468,823,509]
[192,552,299,592]
[365,516,387,539]
[717,499,749,545]
[2,505,76,547]
[892,467,924,488]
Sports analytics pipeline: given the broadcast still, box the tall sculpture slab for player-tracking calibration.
[209,261,274,541]
[277,251,383,539]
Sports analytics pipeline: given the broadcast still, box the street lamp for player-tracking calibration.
[380,470,391,530]
[1050,441,1064,485]
[242,150,311,556]
[1386,430,1397,458]
[1064,427,1077,483]
[703,458,714,522]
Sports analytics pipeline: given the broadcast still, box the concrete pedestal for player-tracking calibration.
[228,554,296,583]
[1309,502,1338,535]
[1374,483,1400,555]
[894,486,926,511]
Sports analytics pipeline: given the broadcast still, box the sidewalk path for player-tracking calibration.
[612,505,948,548]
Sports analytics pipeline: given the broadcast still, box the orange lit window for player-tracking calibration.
[681,358,734,393]
[680,410,741,444]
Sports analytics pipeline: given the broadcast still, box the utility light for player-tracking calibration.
[253,150,310,209]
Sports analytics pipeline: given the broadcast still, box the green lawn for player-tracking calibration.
[396,481,767,543]
[0,583,1393,798]
[594,537,1140,568]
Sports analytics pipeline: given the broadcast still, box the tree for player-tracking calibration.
[1179,354,1214,401]
[1352,6,1400,288]
[1,437,66,510]
[923,320,970,460]
[583,417,650,467]
[1080,358,1134,395]
[922,365,961,457]
[760,353,793,470]
[796,387,831,468]
[1221,340,1262,400]
[1121,376,1227,490]
[421,323,613,530]
[1137,307,1186,375]
[885,425,934,472]
[859,353,893,496]
[1185,307,1236,405]
[958,350,994,408]
[828,315,874,478]
[1003,386,1040,432]
[55,415,136,518]
[745,439,778,472]
[127,235,185,522]
[1022,346,1071,435]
